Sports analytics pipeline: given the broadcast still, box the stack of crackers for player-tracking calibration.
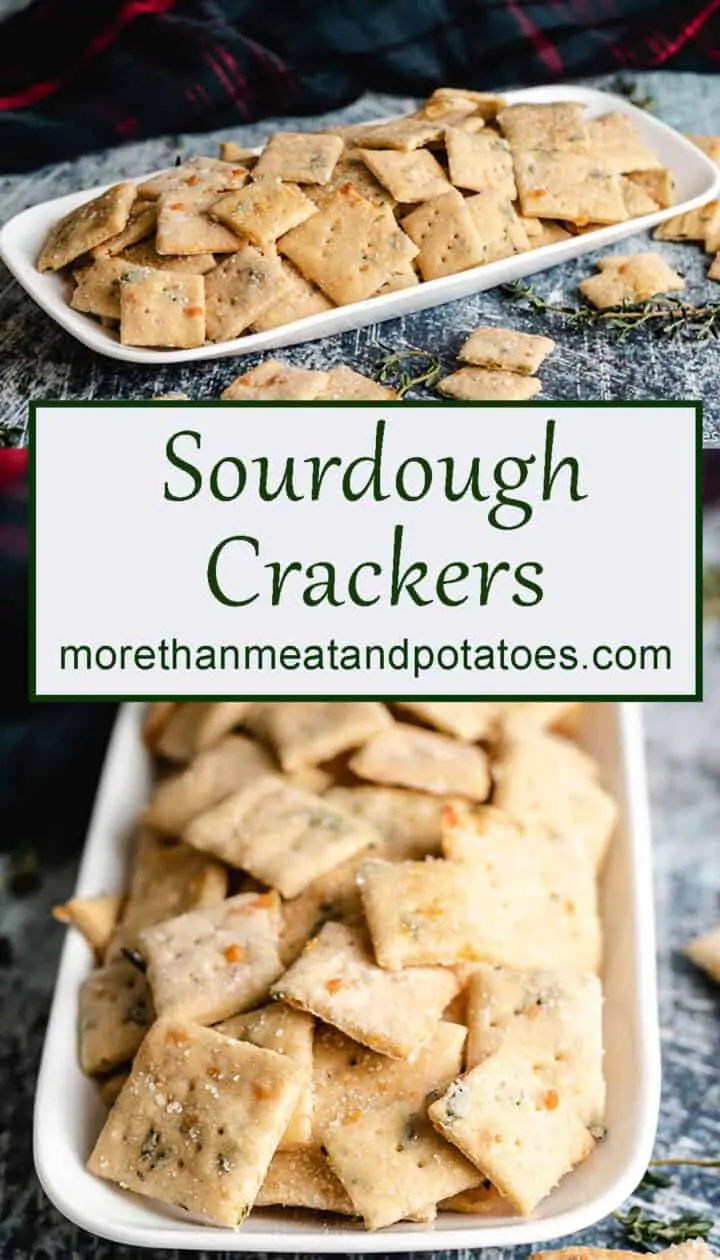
[654,136,720,282]
[36,91,671,351]
[57,699,619,1231]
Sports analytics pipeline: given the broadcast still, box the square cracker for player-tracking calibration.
[107,831,228,958]
[272,921,459,1059]
[306,152,396,209]
[393,700,499,741]
[251,262,334,332]
[465,190,531,261]
[70,258,129,320]
[459,326,555,374]
[323,1102,480,1229]
[216,1004,314,1147]
[154,701,252,762]
[254,132,343,184]
[440,1183,511,1214]
[578,252,684,309]
[119,269,205,349]
[655,200,720,250]
[246,700,392,771]
[155,190,242,255]
[279,186,418,305]
[353,117,444,151]
[183,777,378,898]
[90,199,157,259]
[514,151,627,225]
[79,960,153,1075]
[438,367,541,402]
[587,113,662,173]
[685,926,720,982]
[626,168,675,209]
[324,784,451,861]
[137,155,249,199]
[465,963,605,1124]
[350,724,491,800]
[278,849,370,966]
[143,733,275,834]
[401,188,485,279]
[140,891,283,1024]
[374,259,420,294]
[620,175,660,217]
[497,102,589,152]
[521,217,572,246]
[205,244,287,341]
[211,180,317,244]
[446,129,516,198]
[87,1018,302,1227]
[421,87,504,122]
[38,182,136,272]
[119,241,217,274]
[318,365,397,401]
[257,1147,355,1213]
[357,148,451,203]
[53,893,123,957]
[428,1038,596,1214]
[221,360,329,400]
[440,802,603,972]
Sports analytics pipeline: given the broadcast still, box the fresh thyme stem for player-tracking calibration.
[373,348,443,398]
[649,1157,720,1169]
[502,281,720,342]
[614,1206,713,1248]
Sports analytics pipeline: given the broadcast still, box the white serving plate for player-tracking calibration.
[34,700,660,1252]
[3,84,719,366]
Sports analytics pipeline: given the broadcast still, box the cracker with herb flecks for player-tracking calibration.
[428,1038,596,1214]
[579,252,684,310]
[306,152,396,209]
[323,1101,480,1230]
[279,186,418,304]
[143,733,275,834]
[272,921,459,1059]
[392,700,499,742]
[587,113,662,173]
[424,87,504,121]
[154,701,252,762]
[155,190,242,255]
[257,1147,355,1213]
[278,844,378,967]
[459,326,555,374]
[324,784,454,861]
[438,367,542,402]
[247,700,392,771]
[620,175,660,217]
[38,182,137,272]
[137,155,249,200]
[53,893,123,956]
[107,831,228,959]
[465,963,605,1123]
[90,200,157,259]
[350,724,491,799]
[119,269,206,348]
[140,891,283,1025]
[357,147,451,203]
[253,132,344,184]
[216,1004,314,1147]
[211,180,317,244]
[70,258,131,320]
[353,117,444,151]
[627,168,675,209]
[184,777,379,898]
[497,102,589,152]
[654,200,720,243]
[205,244,287,341]
[251,261,334,331]
[79,960,153,1075]
[119,241,217,273]
[440,801,603,972]
[465,190,531,261]
[401,188,485,279]
[686,926,720,982]
[374,259,420,294]
[514,151,627,225]
[317,365,397,400]
[221,360,330,400]
[446,128,516,198]
[87,1017,302,1227]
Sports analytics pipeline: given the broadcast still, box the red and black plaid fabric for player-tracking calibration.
[1,0,719,172]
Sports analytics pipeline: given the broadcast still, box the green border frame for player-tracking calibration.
[28,398,703,702]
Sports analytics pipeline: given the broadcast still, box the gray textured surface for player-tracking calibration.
[2,71,720,446]
[1,502,720,1256]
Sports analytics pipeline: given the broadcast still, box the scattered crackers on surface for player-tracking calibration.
[438,367,542,402]
[579,251,685,309]
[458,325,555,374]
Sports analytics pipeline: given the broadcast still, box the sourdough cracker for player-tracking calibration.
[324,784,451,860]
[685,926,720,982]
[120,241,217,273]
[53,894,123,956]
[687,135,720,165]
[357,147,451,203]
[254,132,344,184]
[120,269,206,349]
[401,188,485,279]
[38,182,136,271]
[221,360,329,400]
[446,128,516,198]
[465,190,531,260]
[90,199,157,259]
[350,724,491,799]
[587,113,662,172]
[272,921,459,1059]
[514,151,627,225]
[155,191,242,255]
[251,262,334,331]
[440,1182,512,1214]
[140,891,283,1024]
[219,141,257,163]
[620,175,660,217]
[154,701,252,762]
[143,733,274,833]
[87,1018,302,1227]
[137,155,249,200]
[79,960,153,1075]
[521,218,572,246]
[205,245,287,341]
[184,777,378,898]
[217,1004,314,1147]
[626,167,675,208]
[392,699,499,741]
[579,252,684,309]
[354,117,444,151]
[654,200,720,243]
[438,367,541,401]
[247,699,392,771]
[70,258,129,320]
[318,365,397,401]
[256,1147,355,1213]
[498,102,589,152]
[459,325,555,374]
[211,180,317,244]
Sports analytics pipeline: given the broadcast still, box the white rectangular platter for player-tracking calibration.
[33,700,660,1252]
[3,84,719,366]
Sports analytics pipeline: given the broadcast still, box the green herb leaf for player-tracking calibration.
[615,1206,713,1248]
[607,76,656,111]
[638,1168,672,1190]
[502,281,720,343]
[373,348,442,398]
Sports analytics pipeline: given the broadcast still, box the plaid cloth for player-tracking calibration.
[1,0,719,173]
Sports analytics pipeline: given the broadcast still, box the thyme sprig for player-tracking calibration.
[615,1206,713,1248]
[607,76,656,112]
[502,281,720,342]
[373,348,442,398]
